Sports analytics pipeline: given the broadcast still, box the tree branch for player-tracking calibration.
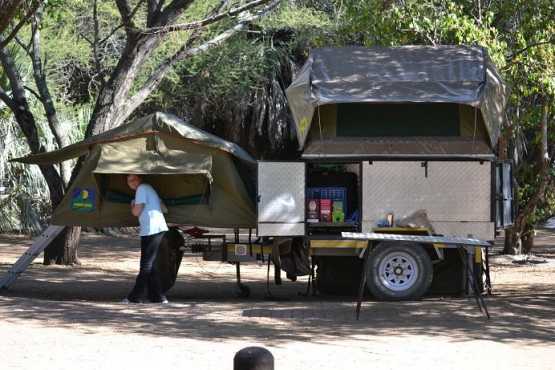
[147,0,164,27]
[508,38,555,61]
[30,9,71,152]
[24,85,41,100]
[0,47,65,208]
[115,0,138,33]
[0,0,41,49]
[91,0,103,84]
[123,0,279,119]
[157,0,195,27]
[79,32,94,46]
[0,87,17,111]
[143,0,270,35]
[14,35,31,55]
[101,0,145,42]
[0,39,54,160]
[513,103,554,238]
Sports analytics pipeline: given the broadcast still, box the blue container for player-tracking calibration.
[307,187,348,214]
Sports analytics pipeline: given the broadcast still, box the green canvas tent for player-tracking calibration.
[14,112,257,228]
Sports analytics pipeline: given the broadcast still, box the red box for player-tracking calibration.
[320,199,332,222]
[307,199,320,223]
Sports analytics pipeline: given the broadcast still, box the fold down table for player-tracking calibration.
[341,232,493,320]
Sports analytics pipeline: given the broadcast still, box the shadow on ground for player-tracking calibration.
[1,231,554,347]
[1,263,553,346]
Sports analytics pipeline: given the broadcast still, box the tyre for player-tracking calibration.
[367,241,433,300]
[156,228,185,293]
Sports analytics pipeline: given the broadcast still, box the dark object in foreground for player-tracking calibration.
[234,347,274,370]
[157,227,185,293]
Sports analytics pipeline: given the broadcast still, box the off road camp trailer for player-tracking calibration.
[255,46,512,300]
[3,46,511,304]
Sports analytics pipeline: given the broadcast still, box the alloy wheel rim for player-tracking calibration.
[378,251,419,291]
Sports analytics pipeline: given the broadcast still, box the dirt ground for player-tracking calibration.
[0,230,554,370]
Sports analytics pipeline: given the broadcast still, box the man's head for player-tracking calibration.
[126,174,142,190]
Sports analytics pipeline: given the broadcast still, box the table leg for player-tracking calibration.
[484,247,492,295]
[465,246,490,319]
[356,243,371,320]
[235,262,250,298]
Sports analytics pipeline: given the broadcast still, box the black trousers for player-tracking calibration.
[128,231,166,302]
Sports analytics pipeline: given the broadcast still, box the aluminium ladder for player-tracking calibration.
[0,225,65,289]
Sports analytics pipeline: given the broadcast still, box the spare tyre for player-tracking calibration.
[156,227,185,293]
[366,241,433,300]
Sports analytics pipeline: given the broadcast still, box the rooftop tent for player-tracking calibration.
[14,112,257,228]
[286,46,508,150]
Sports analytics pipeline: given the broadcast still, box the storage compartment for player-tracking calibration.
[306,162,361,235]
[362,160,495,240]
[257,161,306,236]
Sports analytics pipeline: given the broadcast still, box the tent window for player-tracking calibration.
[336,103,460,137]
[95,173,210,205]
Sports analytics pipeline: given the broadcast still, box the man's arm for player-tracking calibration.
[131,201,144,217]
[132,185,147,217]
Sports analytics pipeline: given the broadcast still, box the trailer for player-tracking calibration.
[253,46,512,300]
[4,46,512,305]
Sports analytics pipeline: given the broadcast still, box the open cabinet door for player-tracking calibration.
[495,161,514,228]
[257,162,305,236]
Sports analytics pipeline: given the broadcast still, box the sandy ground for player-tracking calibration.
[0,230,554,370]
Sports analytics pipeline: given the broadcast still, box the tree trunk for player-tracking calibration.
[522,224,535,254]
[44,226,82,265]
[0,39,80,265]
[503,102,551,255]
[87,34,161,136]
[503,228,522,255]
[498,122,520,255]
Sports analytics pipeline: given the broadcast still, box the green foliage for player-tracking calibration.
[262,2,333,31]
[0,42,90,233]
[0,113,52,234]
[147,2,333,109]
[339,0,507,65]
[182,37,282,100]
[0,101,91,233]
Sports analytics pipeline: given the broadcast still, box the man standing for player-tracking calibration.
[123,174,169,304]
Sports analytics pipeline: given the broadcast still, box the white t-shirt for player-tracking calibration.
[135,183,168,236]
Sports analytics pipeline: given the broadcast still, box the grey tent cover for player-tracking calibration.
[286,46,508,148]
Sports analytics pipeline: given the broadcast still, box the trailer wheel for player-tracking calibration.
[367,242,433,300]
